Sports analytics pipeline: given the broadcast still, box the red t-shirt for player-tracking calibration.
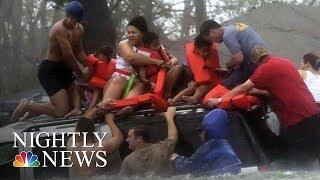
[250,56,320,128]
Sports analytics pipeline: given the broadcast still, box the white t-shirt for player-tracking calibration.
[304,70,320,102]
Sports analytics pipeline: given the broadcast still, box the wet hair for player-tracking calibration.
[128,16,148,34]
[94,45,115,60]
[75,117,95,140]
[142,32,159,46]
[303,52,319,71]
[132,125,151,143]
[200,20,222,37]
[194,34,211,49]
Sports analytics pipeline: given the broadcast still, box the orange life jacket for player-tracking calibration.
[86,54,116,89]
[203,84,260,110]
[137,46,170,81]
[185,43,221,85]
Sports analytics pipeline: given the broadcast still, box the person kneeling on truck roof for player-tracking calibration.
[208,46,320,170]
[170,109,241,176]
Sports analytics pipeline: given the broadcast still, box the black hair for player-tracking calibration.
[200,20,222,36]
[132,125,151,143]
[128,16,148,34]
[75,117,95,141]
[303,52,319,71]
[194,34,211,49]
[94,45,115,60]
[142,32,159,46]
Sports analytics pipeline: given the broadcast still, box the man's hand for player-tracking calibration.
[155,59,165,68]
[187,81,196,87]
[167,58,179,68]
[170,153,179,161]
[105,113,115,123]
[164,106,176,120]
[215,67,232,77]
[207,98,221,108]
[97,98,115,113]
[249,88,259,95]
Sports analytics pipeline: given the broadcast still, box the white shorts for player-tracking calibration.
[112,72,131,80]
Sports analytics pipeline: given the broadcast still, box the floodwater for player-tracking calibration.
[47,171,320,180]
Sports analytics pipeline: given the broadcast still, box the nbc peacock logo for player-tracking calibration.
[13,151,40,167]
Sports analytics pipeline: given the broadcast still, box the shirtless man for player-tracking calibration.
[67,108,123,179]
[11,1,89,121]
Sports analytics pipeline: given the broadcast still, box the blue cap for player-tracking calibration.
[202,109,228,140]
[65,1,84,21]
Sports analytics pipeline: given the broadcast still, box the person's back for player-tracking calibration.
[223,24,268,68]
[120,139,175,175]
[251,56,319,127]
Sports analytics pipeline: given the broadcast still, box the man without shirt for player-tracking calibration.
[11,1,90,121]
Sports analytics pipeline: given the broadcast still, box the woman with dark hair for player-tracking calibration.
[97,16,165,110]
[299,52,320,103]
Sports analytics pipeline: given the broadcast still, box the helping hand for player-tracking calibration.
[164,106,176,120]
[167,58,179,68]
[207,98,221,108]
[187,81,196,87]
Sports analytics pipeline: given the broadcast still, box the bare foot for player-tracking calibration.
[182,96,199,104]
[11,99,30,121]
[97,98,115,110]
[64,108,83,118]
[116,106,133,115]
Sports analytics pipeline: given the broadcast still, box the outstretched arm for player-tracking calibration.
[164,106,178,142]
[98,114,123,154]
[208,79,255,108]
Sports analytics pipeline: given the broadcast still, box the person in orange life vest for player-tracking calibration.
[208,46,320,169]
[138,32,175,90]
[79,46,115,116]
[59,46,116,119]
[168,35,220,105]
[96,16,167,114]
[137,32,169,91]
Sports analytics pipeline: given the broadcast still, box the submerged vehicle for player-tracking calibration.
[0,56,272,179]
[0,99,271,179]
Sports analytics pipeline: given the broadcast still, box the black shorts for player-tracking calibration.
[37,60,75,96]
